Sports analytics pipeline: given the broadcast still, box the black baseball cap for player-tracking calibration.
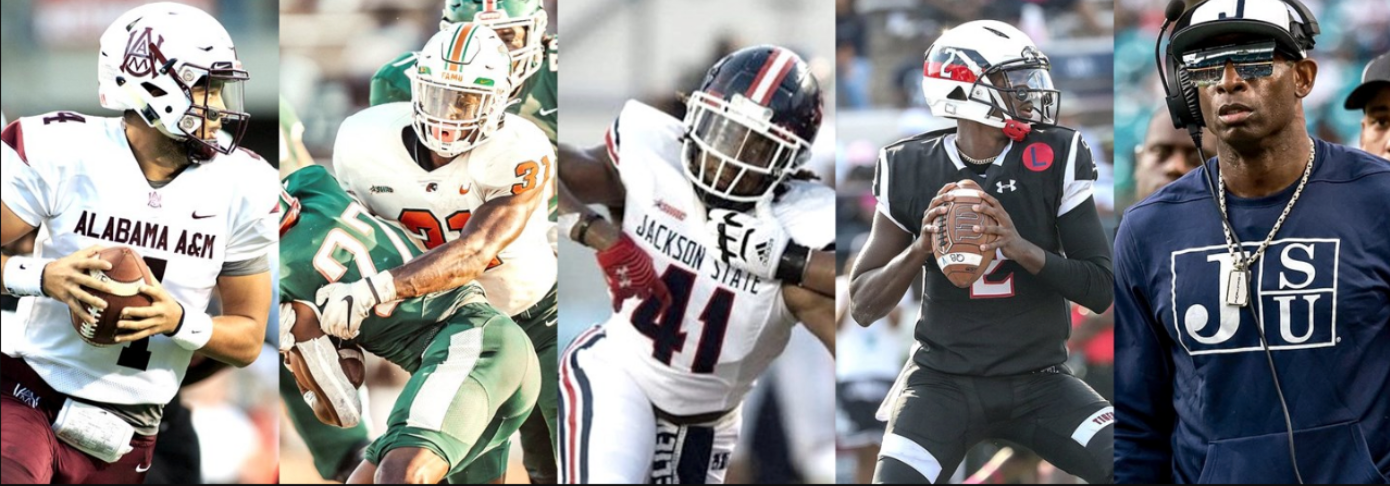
[1344,53,1390,110]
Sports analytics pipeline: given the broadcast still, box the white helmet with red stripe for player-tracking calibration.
[682,45,823,209]
[409,23,513,158]
[97,2,250,163]
[921,21,1059,139]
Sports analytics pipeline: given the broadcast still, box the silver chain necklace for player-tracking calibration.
[1216,139,1315,307]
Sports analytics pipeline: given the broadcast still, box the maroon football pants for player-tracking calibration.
[1,355,157,485]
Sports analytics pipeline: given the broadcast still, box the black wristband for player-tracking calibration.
[573,213,603,247]
[166,302,187,337]
[775,244,810,285]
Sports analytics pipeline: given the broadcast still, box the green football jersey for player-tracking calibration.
[279,165,487,373]
[370,35,558,148]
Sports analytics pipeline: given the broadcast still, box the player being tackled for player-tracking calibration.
[1,4,276,483]
[277,111,540,483]
[313,21,559,485]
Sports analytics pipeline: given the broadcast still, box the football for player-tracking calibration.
[71,247,155,347]
[284,301,365,428]
[932,180,999,288]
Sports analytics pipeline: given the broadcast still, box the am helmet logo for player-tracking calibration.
[122,27,165,77]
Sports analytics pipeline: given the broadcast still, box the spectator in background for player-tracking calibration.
[1132,109,1217,204]
[1344,52,1390,159]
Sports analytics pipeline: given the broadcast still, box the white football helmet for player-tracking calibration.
[921,21,1059,136]
[97,2,249,163]
[441,0,549,100]
[409,23,513,158]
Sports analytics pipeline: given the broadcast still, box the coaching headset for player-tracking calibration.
[1154,0,1321,483]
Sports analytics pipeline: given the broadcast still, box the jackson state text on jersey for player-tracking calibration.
[600,101,835,416]
[332,103,557,316]
[0,113,278,406]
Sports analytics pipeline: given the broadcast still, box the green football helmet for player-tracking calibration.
[442,0,548,96]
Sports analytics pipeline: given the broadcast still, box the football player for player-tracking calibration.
[555,45,837,484]
[1115,1,1390,482]
[367,5,559,479]
[1344,52,1389,159]
[849,21,1114,484]
[277,99,541,484]
[0,4,276,483]
[313,23,559,485]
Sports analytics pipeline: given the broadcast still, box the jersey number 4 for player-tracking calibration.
[631,267,735,375]
[116,257,166,371]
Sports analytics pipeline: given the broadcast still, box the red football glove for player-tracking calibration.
[596,234,672,314]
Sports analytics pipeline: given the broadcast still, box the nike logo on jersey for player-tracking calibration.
[135,464,151,473]
[539,108,558,117]
[460,184,473,196]
[192,212,215,220]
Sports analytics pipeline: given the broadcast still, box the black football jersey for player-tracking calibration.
[873,125,1100,376]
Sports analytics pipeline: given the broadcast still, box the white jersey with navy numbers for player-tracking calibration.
[600,101,834,416]
[333,103,556,316]
[1,113,278,406]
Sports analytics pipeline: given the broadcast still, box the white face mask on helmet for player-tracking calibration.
[921,20,1060,138]
[409,23,513,159]
[97,2,249,163]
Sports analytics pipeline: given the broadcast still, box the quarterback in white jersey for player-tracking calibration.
[0,4,274,484]
[556,46,836,484]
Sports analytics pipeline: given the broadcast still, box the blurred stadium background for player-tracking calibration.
[277,0,557,483]
[1114,0,1390,211]
[0,0,281,484]
[834,0,1115,483]
[558,0,838,483]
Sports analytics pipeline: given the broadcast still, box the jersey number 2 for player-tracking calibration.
[970,260,1015,299]
[631,267,735,375]
[116,257,166,371]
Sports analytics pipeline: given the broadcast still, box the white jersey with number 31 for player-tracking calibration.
[333,103,557,316]
[601,101,834,416]
[1,113,278,406]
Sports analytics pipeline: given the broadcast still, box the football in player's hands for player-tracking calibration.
[931,180,999,288]
[71,247,154,347]
[283,301,366,428]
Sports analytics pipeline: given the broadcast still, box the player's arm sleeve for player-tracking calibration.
[1034,198,1113,313]
[224,163,279,275]
[872,148,912,234]
[1034,132,1113,313]
[1113,217,1176,484]
[1,121,58,227]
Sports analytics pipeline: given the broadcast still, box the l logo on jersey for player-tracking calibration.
[122,27,165,77]
[1170,238,1339,355]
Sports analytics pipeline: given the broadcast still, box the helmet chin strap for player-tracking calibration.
[1002,119,1032,142]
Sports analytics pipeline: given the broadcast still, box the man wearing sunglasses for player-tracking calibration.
[1114,0,1390,483]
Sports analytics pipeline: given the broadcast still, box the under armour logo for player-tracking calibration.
[615,267,633,289]
[996,180,1018,193]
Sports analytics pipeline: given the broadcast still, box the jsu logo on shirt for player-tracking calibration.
[1170,239,1339,355]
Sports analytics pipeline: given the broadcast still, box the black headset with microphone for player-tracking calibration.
[1153,0,1321,483]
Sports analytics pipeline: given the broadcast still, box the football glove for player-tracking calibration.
[707,206,790,281]
[315,272,397,340]
[596,234,671,314]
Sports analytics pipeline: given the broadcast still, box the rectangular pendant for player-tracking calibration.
[1226,269,1251,307]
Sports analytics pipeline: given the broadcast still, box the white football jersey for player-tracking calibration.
[601,101,834,416]
[333,103,557,316]
[1,113,278,406]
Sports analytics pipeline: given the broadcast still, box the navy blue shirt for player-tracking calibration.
[1114,139,1390,484]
